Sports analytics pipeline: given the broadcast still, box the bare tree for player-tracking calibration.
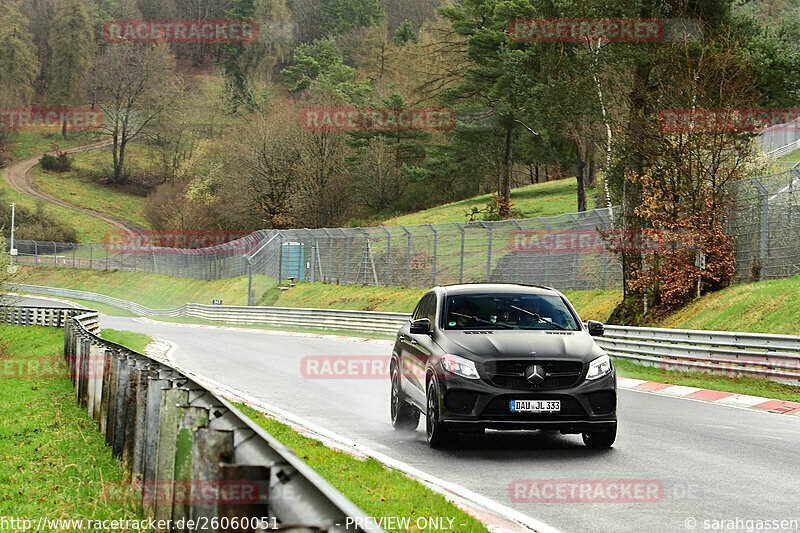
[91,44,179,184]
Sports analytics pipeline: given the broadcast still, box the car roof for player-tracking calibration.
[437,283,560,296]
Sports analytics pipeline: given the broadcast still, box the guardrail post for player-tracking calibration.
[132,365,157,483]
[217,465,270,530]
[511,220,522,283]
[112,355,134,459]
[87,342,104,422]
[143,376,176,491]
[154,388,190,525]
[172,406,210,528]
[191,429,234,530]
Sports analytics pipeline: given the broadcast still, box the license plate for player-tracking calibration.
[509,400,561,413]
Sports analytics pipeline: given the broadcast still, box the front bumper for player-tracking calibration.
[437,368,617,434]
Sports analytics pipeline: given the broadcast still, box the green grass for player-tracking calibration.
[100,329,153,353]
[5,131,102,161]
[382,178,599,226]
[269,282,620,322]
[655,276,800,335]
[777,147,800,163]
[236,404,490,533]
[0,325,146,523]
[11,267,276,310]
[614,359,800,401]
[33,148,150,228]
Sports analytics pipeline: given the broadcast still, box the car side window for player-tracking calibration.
[426,294,438,326]
[412,294,432,321]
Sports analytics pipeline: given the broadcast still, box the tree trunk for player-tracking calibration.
[575,135,587,212]
[534,162,539,184]
[499,126,513,217]
[621,60,651,301]
[588,157,597,189]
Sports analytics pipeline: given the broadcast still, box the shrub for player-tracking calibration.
[39,153,71,172]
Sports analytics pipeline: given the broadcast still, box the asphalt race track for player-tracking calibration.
[18,299,797,532]
[73,312,798,533]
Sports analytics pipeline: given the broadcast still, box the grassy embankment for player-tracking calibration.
[0,325,147,523]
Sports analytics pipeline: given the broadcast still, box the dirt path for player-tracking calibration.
[3,140,146,235]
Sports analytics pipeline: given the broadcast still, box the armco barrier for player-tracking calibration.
[2,307,383,532]
[5,283,409,334]
[6,283,800,383]
[599,325,800,383]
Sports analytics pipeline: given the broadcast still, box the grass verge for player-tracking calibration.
[12,266,276,309]
[0,325,146,523]
[655,276,800,335]
[100,329,153,353]
[614,359,800,401]
[236,404,490,533]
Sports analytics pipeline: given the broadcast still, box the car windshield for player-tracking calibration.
[444,293,580,331]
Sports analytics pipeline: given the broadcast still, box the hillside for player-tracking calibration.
[382,178,600,226]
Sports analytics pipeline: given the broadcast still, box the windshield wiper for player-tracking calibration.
[509,305,566,330]
[450,312,515,329]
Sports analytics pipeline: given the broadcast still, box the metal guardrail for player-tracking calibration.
[2,307,383,533]
[600,325,800,383]
[7,283,800,383]
[5,284,409,335]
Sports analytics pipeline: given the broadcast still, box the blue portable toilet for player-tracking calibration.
[281,241,305,280]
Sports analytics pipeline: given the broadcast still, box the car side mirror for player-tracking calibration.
[410,318,432,334]
[587,320,605,337]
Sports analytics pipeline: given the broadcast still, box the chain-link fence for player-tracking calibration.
[6,169,800,293]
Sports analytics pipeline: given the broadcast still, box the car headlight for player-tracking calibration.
[586,354,612,380]
[441,354,480,380]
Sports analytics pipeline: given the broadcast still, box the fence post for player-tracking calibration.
[34,241,38,265]
[380,226,391,286]
[538,217,551,286]
[344,230,351,284]
[750,177,769,281]
[511,220,522,283]
[402,225,411,288]
[277,232,284,283]
[89,244,93,270]
[72,244,76,268]
[454,222,465,284]
[426,223,437,286]
[480,222,492,282]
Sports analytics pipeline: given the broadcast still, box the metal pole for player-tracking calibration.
[402,226,411,288]
[454,222,465,284]
[426,223,438,286]
[480,222,492,282]
[750,178,769,281]
[380,226,391,286]
[247,259,254,306]
[9,203,15,265]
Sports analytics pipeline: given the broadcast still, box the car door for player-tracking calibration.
[402,292,439,407]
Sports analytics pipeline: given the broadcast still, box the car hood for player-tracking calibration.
[434,330,603,364]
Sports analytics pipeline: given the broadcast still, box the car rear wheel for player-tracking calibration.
[426,380,453,448]
[581,425,617,448]
[390,366,419,431]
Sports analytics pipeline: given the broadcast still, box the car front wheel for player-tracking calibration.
[426,379,453,448]
[390,366,419,430]
[582,424,617,448]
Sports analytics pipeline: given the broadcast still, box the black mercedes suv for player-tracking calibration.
[390,284,617,448]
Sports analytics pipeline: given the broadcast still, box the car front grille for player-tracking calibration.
[483,359,584,390]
